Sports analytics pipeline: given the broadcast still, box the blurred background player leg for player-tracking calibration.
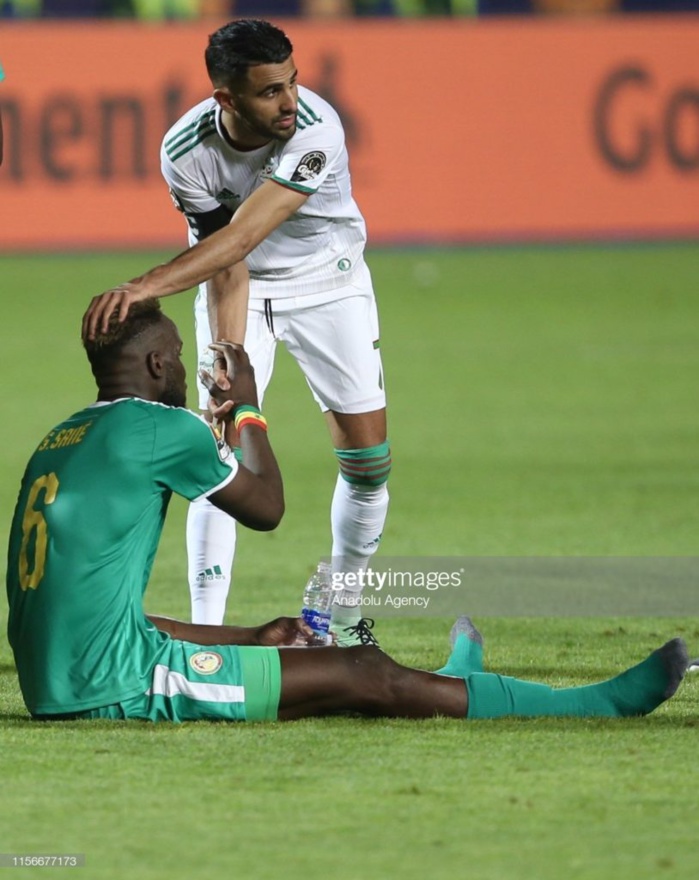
[187,299,276,624]
[187,497,237,624]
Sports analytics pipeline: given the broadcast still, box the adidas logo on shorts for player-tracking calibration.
[195,565,226,582]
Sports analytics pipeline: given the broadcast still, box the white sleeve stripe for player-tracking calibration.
[191,461,238,504]
[147,664,245,704]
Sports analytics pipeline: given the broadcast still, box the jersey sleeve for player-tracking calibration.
[161,146,233,241]
[150,407,238,502]
[161,145,220,215]
[271,121,346,195]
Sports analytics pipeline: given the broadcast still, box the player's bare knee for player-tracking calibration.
[341,645,402,707]
[341,645,384,665]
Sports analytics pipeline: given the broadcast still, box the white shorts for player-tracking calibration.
[194,260,387,415]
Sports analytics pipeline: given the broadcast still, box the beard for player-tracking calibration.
[235,105,296,143]
[161,371,187,409]
[160,387,186,408]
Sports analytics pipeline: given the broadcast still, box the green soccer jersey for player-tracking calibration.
[6,398,238,715]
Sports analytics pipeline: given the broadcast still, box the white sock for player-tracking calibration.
[330,475,389,625]
[186,497,236,625]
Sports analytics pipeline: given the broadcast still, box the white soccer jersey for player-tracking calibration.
[161,87,367,299]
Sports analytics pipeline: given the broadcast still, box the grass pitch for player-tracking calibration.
[1,245,698,879]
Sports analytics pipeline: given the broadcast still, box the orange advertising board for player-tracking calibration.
[1,17,698,249]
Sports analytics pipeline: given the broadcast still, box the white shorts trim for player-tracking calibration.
[148,664,245,704]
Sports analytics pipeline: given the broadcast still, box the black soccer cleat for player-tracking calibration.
[332,617,380,648]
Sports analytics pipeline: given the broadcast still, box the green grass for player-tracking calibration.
[1,245,698,879]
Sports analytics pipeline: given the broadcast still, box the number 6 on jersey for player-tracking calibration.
[19,473,60,590]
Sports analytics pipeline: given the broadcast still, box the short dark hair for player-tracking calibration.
[83,299,164,376]
[205,19,293,89]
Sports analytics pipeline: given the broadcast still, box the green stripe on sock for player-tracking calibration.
[335,442,390,459]
[339,465,392,486]
[335,442,391,487]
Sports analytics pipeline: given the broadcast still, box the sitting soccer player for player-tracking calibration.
[5,301,690,722]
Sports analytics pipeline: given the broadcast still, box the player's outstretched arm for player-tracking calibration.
[202,341,285,531]
[148,615,313,647]
[82,181,307,339]
[207,260,250,346]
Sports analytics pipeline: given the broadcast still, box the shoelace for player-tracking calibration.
[344,617,379,646]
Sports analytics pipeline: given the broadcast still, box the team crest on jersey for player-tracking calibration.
[208,422,232,462]
[260,156,280,179]
[189,651,223,675]
[291,151,326,182]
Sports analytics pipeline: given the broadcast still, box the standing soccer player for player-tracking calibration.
[84,19,390,644]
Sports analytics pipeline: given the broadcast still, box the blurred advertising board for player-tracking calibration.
[1,17,698,249]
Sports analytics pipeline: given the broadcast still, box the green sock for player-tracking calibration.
[465,638,687,719]
[436,633,484,677]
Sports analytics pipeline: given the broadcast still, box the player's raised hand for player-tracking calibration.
[199,341,260,418]
[255,616,316,647]
[82,278,154,341]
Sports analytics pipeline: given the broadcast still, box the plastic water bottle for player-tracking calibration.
[300,561,334,646]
